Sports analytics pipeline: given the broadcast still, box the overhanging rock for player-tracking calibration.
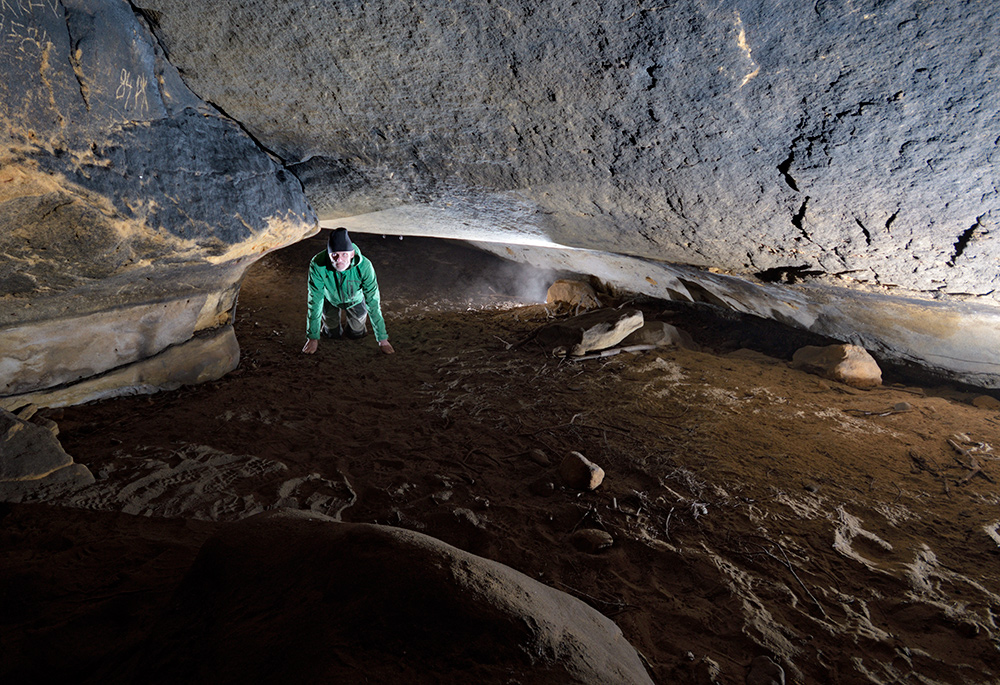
[476,241,1000,389]
[0,0,316,406]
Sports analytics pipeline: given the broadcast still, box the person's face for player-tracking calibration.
[329,249,354,272]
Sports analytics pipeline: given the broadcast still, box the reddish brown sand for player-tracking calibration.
[4,233,1000,683]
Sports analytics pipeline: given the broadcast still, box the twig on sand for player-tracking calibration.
[948,438,996,484]
[463,447,502,466]
[844,406,910,417]
[570,504,598,533]
[520,421,632,436]
[745,536,827,619]
[892,482,903,503]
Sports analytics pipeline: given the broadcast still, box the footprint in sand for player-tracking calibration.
[63,443,355,522]
[832,506,894,573]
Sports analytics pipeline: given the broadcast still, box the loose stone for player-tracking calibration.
[559,451,606,490]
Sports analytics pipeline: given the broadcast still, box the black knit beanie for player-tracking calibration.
[328,228,354,253]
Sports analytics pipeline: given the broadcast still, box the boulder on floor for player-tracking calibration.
[791,344,882,389]
[536,308,644,357]
[104,509,654,684]
[546,279,602,310]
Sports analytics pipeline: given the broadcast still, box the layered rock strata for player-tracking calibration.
[0,0,316,407]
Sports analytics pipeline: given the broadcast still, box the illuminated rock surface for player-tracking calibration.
[0,0,315,406]
[4,0,1000,403]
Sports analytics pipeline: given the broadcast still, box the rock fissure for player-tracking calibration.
[791,196,810,237]
[777,149,799,192]
[854,217,872,246]
[62,7,90,112]
[948,217,982,267]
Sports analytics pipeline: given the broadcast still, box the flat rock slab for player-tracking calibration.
[536,308,644,356]
[105,509,654,684]
[620,321,698,350]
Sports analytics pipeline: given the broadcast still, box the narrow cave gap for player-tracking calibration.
[885,210,899,232]
[948,219,981,266]
[777,151,799,191]
[855,217,872,245]
[791,196,810,235]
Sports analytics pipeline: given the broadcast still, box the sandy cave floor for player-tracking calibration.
[5,233,1000,684]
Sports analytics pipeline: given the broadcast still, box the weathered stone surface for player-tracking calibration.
[537,308,644,357]
[791,344,883,389]
[117,0,1000,389]
[0,325,240,410]
[0,407,94,502]
[105,509,654,684]
[140,0,1000,296]
[559,451,606,491]
[546,279,601,310]
[1,0,315,405]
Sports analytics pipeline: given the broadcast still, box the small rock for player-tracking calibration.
[546,279,601,309]
[528,477,556,497]
[791,344,882,389]
[893,401,913,412]
[746,655,785,685]
[972,395,1000,410]
[527,448,551,467]
[570,528,614,553]
[14,404,39,421]
[558,451,606,490]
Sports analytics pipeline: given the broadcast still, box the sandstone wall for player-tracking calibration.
[137,0,999,298]
[129,0,1000,386]
[0,0,316,407]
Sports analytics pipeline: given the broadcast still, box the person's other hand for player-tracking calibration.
[302,339,319,354]
[379,340,395,355]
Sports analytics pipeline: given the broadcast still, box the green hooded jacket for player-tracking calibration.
[305,245,388,341]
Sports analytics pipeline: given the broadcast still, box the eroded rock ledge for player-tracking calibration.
[0,0,316,407]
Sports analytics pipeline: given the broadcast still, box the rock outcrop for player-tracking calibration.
[0,0,316,407]
[122,0,1000,387]
[103,509,654,684]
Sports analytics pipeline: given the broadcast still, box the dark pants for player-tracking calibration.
[321,300,368,339]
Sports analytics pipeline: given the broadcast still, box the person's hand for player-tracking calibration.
[302,339,319,354]
[379,340,395,355]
